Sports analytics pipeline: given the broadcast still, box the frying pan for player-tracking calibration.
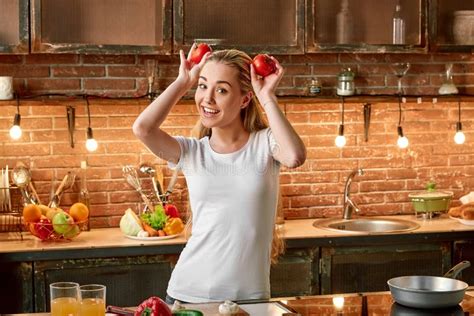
[387,260,470,309]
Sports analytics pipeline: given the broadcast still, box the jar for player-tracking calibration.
[337,68,355,96]
[308,77,322,95]
[452,11,474,45]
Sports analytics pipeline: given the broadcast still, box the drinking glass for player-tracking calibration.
[79,284,106,316]
[392,62,410,95]
[50,282,80,316]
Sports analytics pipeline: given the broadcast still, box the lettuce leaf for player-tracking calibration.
[140,204,168,230]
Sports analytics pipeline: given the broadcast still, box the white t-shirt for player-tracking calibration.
[166,128,280,303]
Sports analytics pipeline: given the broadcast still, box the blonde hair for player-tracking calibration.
[187,49,285,264]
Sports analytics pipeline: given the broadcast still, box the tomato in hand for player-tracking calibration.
[190,43,212,64]
[252,54,277,77]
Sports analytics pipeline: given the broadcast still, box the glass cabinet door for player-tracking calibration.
[306,0,426,52]
[0,0,29,54]
[173,0,305,54]
[429,0,474,51]
[31,0,172,54]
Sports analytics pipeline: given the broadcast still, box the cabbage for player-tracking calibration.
[119,208,143,236]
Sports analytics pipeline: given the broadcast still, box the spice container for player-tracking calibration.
[337,68,355,96]
[308,77,322,95]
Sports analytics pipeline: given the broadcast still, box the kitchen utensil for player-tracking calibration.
[363,103,371,142]
[122,165,154,214]
[387,260,470,309]
[66,106,75,148]
[139,164,163,204]
[164,168,180,202]
[79,161,90,231]
[49,171,76,208]
[12,165,35,205]
[390,302,464,316]
[409,191,453,217]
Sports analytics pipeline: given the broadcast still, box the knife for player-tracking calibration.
[67,106,75,148]
[363,103,371,142]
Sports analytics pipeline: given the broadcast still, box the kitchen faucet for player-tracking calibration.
[343,168,364,219]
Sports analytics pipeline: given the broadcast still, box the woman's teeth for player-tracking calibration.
[202,106,220,115]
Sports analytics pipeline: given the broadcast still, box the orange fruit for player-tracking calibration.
[69,202,89,222]
[23,204,42,223]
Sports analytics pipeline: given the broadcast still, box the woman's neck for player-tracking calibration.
[209,125,250,154]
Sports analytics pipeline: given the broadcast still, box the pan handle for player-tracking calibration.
[443,260,471,279]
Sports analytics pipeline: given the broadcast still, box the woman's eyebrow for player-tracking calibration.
[199,76,232,87]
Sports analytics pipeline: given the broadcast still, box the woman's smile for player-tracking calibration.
[201,105,221,118]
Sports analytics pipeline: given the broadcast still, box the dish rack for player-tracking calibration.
[0,185,24,239]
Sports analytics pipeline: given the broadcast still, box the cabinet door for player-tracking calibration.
[270,248,320,297]
[453,240,474,284]
[31,0,172,54]
[0,262,33,313]
[173,0,305,55]
[429,0,474,52]
[306,0,427,52]
[320,242,451,294]
[0,0,29,54]
[34,254,177,312]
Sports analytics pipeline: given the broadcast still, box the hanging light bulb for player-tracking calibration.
[86,127,98,152]
[335,124,346,148]
[397,126,409,148]
[85,96,98,152]
[454,100,465,145]
[396,96,408,149]
[335,97,346,148]
[9,94,22,140]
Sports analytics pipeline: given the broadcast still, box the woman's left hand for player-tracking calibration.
[250,56,284,102]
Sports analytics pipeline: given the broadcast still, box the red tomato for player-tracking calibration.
[164,204,180,218]
[252,54,277,77]
[190,43,212,64]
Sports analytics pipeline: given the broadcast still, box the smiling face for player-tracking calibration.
[195,61,251,130]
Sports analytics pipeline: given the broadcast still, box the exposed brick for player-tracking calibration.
[82,55,136,64]
[26,54,79,64]
[27,79,81,91]
[52,66,106,77]
[83,79,136,90]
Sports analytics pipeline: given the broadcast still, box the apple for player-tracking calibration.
[33,217,53,240]
[252,54,277,77]
[63,224,80,239]
[52,212,75,235]
[190,43,212,64]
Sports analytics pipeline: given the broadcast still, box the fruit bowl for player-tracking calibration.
[26,219,88,241]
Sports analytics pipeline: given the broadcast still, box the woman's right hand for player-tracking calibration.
[176,43,210,89]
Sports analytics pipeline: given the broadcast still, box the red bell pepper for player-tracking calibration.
[164,204,180,218]
[134,296,172,316]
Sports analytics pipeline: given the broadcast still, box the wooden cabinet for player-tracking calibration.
[33,254,178,312]
[453,240,474,284]
[306,0,427,52]
[0,261,33,313]
[30,0,172,54]
[172,0,305,55]
[319,242,451,294]
[270,248,320,297]
[429,0,474,52]
[0,0,29,54]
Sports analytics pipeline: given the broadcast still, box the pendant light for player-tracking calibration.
[9,94,22,140]
[85,96,98,152]
[397,96,409,149]
[335,97,347,148]
[454,99,465,145]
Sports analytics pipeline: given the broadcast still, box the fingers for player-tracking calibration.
[197,51,212,68]
[187,43,197,60]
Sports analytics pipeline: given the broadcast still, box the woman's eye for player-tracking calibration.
[216,88,227,94]
[198,83,207,89]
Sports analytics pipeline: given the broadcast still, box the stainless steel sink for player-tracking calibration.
[313,217,420,234]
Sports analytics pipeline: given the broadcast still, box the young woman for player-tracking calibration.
[133,46,306,303]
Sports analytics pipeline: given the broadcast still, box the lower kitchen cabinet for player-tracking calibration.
[319,242,452,294]
[453,240,474,285]
[270,248,320,297]
[33,254,178,312]
[0,262,33,313]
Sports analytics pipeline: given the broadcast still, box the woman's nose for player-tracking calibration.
[204,91,214,104]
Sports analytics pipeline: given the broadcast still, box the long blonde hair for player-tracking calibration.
[187,49,285,264]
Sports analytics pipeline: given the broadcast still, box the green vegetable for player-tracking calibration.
[140,205,168,230]
[426,181,437,192]
[119,208,143,236]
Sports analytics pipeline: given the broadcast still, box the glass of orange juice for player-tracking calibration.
[50,282,80,316]
[79,284,106,316]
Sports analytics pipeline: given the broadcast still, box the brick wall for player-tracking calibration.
[1,52,474,97]
[0,52,473,227]
[0,97,472,228]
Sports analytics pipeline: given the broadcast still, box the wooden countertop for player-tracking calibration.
[0,215,473,260]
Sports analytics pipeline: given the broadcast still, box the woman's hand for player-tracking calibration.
[176,43,211,90]
[250,56,284,104]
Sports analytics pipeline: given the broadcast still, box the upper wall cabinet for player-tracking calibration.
[0,0,29,54]
[429,0,474,52]
[173,0,305,55]
[306,0,427,52]
[30,0,172,54]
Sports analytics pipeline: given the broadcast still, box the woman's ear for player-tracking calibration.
[241,91,253,109]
